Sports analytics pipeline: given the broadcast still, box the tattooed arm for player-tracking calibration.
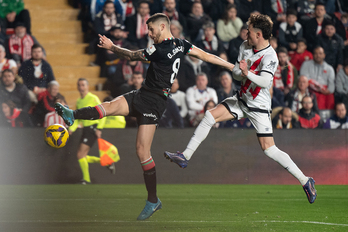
[97,34,146,61]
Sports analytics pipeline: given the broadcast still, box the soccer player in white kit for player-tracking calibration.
[165,14,317,204]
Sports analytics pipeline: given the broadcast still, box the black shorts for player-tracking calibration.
[123,87,167,126]
[79,125,98,147]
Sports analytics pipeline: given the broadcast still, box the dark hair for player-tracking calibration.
[1,69,14,77]
[54,94,66,104]
[315,2,326,10]
[313,45,324,54]
[247,14,273,40]
[31,44,43,51]
[132,71,143,76]
[297,38,307,45]
[286,8,297,17]
[324,20,335,28]
[277,46,288,55]
[222,4,237,25]
[137,0,150,8]
[77,77,89,85]
[204,100,216,112]
[146,13,170,25]
[1,99,16,114]
[240,23,248,31]
[104,0,114,7]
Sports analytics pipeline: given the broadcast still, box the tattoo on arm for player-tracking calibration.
[110,45,146,61]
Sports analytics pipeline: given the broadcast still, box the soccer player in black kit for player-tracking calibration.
[55,13,234,220]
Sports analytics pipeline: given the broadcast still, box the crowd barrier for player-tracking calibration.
[0,128,346,185]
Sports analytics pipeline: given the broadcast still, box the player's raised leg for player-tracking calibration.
[259,136,317,203]
[165,104,234,168]
[55,95,129,126]
[136,124,162,220]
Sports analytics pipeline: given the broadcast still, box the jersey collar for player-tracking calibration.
[253,44,271,54]
[162,37,174,42]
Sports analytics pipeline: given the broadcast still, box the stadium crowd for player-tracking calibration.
[1,0,348,130]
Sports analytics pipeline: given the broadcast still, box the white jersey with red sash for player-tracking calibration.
[237,41,278,111]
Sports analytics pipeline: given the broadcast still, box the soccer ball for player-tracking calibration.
[44,124,69,148]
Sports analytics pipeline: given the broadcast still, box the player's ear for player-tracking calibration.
[160,23,165,31]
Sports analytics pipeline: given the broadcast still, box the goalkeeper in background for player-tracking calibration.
[69,78,115,184]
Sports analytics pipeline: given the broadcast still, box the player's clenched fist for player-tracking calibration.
[97,34,114,50]
[239,59,248,77]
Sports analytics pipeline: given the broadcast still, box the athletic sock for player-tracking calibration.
[264,145,309,185]
[183,111,216,160]
[73,104,106,120]
[78,157,91,183]
[141,157,157,203]
[86,155,100,163]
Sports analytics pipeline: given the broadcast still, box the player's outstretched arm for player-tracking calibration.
[188,45,234,71]
[97,34,146,61]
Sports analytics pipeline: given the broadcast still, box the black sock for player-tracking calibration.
[143,167,157,203]
[73,107,101,120]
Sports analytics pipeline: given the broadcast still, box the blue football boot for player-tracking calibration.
[137,198,162,220]
[55,103,75,126]
[164,151,188,169]
[303,177,317,204]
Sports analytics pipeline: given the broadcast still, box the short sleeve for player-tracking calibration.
[261,53,279,76]
[183,39,193,54]
[236,42,246,63]
[143,44,160,62]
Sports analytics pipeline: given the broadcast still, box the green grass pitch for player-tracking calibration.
[0,185,347,232]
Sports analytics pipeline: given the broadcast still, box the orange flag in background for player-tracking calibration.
[98,138,120,166]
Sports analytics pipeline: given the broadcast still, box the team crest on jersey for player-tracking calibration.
[247,59,252,66]
[266,61,277,71]
[146,45,156,55]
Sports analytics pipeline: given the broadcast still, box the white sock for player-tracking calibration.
[183,111,216,160]
[264,145,309,185]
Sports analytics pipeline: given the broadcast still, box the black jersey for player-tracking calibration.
[143,38,193,96]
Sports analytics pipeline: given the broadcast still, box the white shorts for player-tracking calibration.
[221,95,273,136]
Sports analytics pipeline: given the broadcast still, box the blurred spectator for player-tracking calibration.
[125,0,151,48]
[297,0,316,21]
[170,20,184,39]
[90,0,124,22]
[297,95,323,129]
[227,24,248,64]
[176,55,210,92]
[272,107,299,129]
[342,13,348,54]
[7,22,41,65]
[335,59,348,111]
[185,1,211,42]
[0,99,23,127]
[278,9,303,51]
[270,36,278,50]
[262,0,287,35]
[289,38,313,71]
[89,0,122,54]
[117,71,144,96]
[300,46,335,110]
[102,96,126,128]
[118,0,136,22]
[237,0,262,23]
[0,0,31,35]
[170,78,188,119]
[148,0,163,15]
[316,21,344,72]
[285,75,319,114]
[0,45,17,75]
[96,24,132,77]
[163,0,187,35]
[209,52,233,89]
[0,69,31,126]
[273,47,298,95]
[216,4,243,45]
[216,71,237,103]
[159,97,184,128]
[30,81,60,127]
[270,85,285,108]
[44,94,67,127]
[323,102,348,129]
[19,44,55,95]
[186,72,218,126]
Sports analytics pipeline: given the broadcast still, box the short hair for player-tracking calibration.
[1,69,14,77]
[240,24,248,31]
[324,20,335,28]
[219,71,232,81]
[104,0,114,7]
[31,44,43,51]
[132,71,143,77]
[297,38,307,45]
[301,95,312,104]
[335,102,346,109]
[48,80,59,87]
[196,72,208,80]
[137,0,150,8]
[78,77,88,85]
[315,2,326,10]
[286,8,297,17]
[247,14,273,40]
[277,47,288,55]
[54,94,66,104]
[313,45,325,54]
[146,13,170,26]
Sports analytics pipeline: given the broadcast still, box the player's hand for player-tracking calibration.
[97,34,114,50]
[239,60,248,77]
[95,129,102,138]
